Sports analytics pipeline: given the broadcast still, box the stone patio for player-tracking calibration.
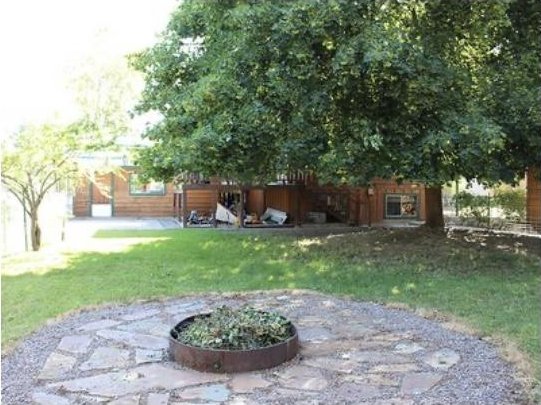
[1,291,527,404]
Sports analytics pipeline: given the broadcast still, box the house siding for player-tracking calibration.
[527,167,541,231]
[72,168,175,217]
[73,168,426,223]
[112,169,174,217]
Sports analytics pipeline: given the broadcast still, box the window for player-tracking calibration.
[385,194,418,219]
[129,174,165,196]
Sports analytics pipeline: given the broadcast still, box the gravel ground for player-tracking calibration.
[1,291,530,405]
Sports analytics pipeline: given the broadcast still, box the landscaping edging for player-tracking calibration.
[1,291,530,404]
[170,314,299,373]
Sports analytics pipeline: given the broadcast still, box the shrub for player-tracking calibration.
[453,191,490,223]
[174,305,293,350]
[493,188,526,222]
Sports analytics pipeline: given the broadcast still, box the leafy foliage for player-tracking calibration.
[69,56,139,147]
[479,0,541,181]
[2,124,82,250]
[2,48,139,250]
[173,305,293,350]
[453,191,491,223]
[493,188,527,222]
[453,187,526,225]
[133,0,539,188]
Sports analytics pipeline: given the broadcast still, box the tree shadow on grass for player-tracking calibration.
[2,228,539,362]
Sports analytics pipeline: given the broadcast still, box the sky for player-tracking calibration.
[0,0,178,136]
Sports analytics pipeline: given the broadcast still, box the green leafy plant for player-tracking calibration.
[493,188,526,222]
[453,191,490,223]
[173,306,293,350]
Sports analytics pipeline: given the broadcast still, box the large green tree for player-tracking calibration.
[480,0,541,180]
[134,0,539,226]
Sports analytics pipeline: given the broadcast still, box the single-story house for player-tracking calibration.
[73,168,427,226]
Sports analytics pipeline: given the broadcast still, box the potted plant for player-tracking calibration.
[170,305,298,372]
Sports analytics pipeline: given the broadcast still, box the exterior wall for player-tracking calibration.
[158,180,426,225]
[246,189,265,217]
[265,186,295,219]
[526,167,541,231]
[72,168,175,217]
[185,189,216,217]
[73,179,91,217]
[369,179,426,224]
[304,181,425,225]
[113,169,174,217]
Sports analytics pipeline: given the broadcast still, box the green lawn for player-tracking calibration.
[2,228,540,377]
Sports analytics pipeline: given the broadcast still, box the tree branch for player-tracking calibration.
[2,183,32,216]
[25,171,37,208]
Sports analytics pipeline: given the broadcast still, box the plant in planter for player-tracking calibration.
[173,305,293,349]
[169,305,299,372]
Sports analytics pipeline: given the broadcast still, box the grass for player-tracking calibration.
[2,228,540,379]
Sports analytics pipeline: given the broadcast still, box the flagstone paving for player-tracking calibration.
[1,291,528,404]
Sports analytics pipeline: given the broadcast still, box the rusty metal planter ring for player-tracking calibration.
[169,314,299,373]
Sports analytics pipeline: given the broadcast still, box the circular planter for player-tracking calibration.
[169,313,299,373]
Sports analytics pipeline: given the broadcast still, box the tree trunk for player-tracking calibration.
[424,186,444,230]
[30,211,42,251]
[23,202,29,251]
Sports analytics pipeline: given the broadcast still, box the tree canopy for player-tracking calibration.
[1,54,139,250]
[133,0,540,186]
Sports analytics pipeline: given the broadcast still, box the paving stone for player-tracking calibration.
[297,326,335,342]
[79,319,122,332]
[333,323,376,338]
[32,391,71,405]
[229,374,272,393]
[345,350,411,364]
[342,373,399,386]
[76,395,110,403]
[117,318,171,337]
[400,372,442,395]
[423,348,460,370]
[370,363,420,373]
[394,342,425,354]
[80,347,130,371]
[147,392,169,405]
[289,298,306,306]
[164,302,205,315]
[296,316,329,327]
[320,299,337,308]
[303,356,356,373]
[170,403,215,405]
[277,365,330,391]
[226,396,260,405]
[370,332,410,342]
[38,352,77,380]
[335,382,386,401]
[301,339,359,357]
[121,309,161,321]
[371,399,414,405]
[273,388,319,399]
[135,349,165,364]
[4,293,524,405]
[57,335,93,354]
[96,329,168,350]
[179,384,231,402]
[49,363,227,397]
[108,395,140,405]
[354,337,398,349]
